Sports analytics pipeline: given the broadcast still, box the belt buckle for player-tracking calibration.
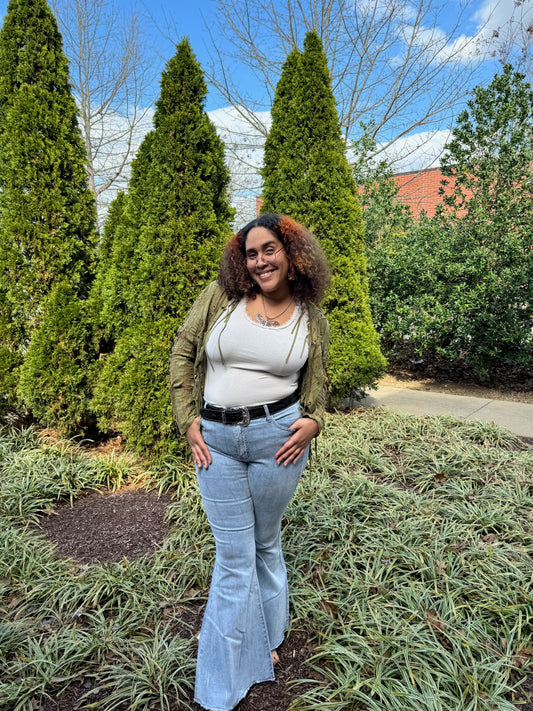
[235,406,250,426]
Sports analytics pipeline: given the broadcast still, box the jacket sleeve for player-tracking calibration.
[169,283,217,435]
[302,310,330,433]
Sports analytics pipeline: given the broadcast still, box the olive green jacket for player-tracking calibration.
[169,281,330,436]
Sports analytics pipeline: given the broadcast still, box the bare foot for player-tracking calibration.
[271,649,280,665]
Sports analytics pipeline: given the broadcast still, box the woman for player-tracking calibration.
[169,213,330,711]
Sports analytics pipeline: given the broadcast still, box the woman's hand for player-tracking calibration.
[186,417,212,469]
[275,417,318,465]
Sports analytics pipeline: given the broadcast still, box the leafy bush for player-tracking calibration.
[367,216,532,380]
[366,67,533,382]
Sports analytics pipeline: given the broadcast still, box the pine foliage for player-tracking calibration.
[88,190,128,351]
[261,32,386,400]
[17,282,98,434]
[0,0,97,411]
[91,39,233,452]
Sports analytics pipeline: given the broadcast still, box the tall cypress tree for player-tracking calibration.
[0,0,97,410]
[261,31,386,400]
[91,39,233,452]
[261,47,302,210]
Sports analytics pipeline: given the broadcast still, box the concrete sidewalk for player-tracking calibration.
[358,386,533,439]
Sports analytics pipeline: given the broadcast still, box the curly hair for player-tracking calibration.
[218,213,330,303]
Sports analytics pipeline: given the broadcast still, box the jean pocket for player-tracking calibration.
[268,403,299,433]
[269,418,294,434]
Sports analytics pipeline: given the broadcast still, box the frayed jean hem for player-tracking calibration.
[194,670,276,711]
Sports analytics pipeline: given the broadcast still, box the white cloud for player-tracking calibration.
[91,106,154,225]
[95,106,451,230]
[416,0,533,65]
[209,107,271,227]
[374,129,451,172]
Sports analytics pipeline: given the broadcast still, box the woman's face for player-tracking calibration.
[244,226,291,298]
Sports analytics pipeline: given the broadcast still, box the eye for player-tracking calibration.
[265,247,275,255]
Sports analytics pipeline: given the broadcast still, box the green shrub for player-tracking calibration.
[368,217,532,380]
[17,283,98,435]
[367,67,533,381]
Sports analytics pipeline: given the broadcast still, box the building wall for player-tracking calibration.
[392,168,450,218]
[257,168,470,219]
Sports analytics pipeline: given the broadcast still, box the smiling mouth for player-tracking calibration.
[257,269,276,279]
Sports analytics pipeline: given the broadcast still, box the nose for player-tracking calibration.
[255,252,267,266]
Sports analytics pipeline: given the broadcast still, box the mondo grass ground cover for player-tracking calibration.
[0,410,531,711]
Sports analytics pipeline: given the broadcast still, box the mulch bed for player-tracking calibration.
[36,486,532,711]
[38,487,173,564]
[387,356,533,394]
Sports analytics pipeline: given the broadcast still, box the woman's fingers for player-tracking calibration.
[188,415,316,468]
[186,418,212,469]
[192,441,212,469]
[276,439,305,465]
[275,418,318,465]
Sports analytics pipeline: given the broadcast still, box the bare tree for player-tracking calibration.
[489,0,533,81]
[51,0,153,224]
[207,0,488,140]
[203,0,520,193]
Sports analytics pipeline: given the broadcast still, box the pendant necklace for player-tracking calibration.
[255,294,294,327]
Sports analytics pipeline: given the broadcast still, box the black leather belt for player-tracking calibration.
[200,392,299,426]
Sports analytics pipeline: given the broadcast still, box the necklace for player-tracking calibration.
[255,293,294,327]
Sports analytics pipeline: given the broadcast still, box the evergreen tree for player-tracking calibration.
[88,190,128,351]
[91,39,233,452]
[92,134,157,346]
[261,32,386,400]
[261,47,302,210]
[0,0,97,410]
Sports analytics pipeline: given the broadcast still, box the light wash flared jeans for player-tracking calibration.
[194,401,308,711]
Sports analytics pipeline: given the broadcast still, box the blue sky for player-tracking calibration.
[0,0,531,116]
[3,0,530,112]
[133,0,234,111]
